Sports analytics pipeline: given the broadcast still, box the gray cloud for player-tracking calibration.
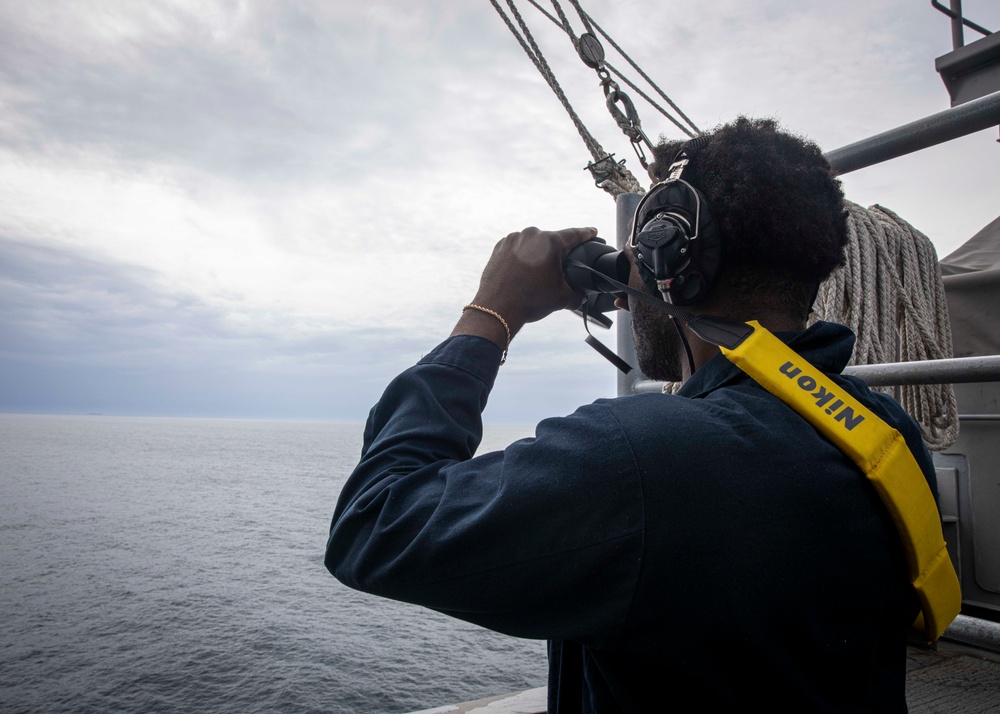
[1,0,996,421]
[0,237,434,418]
[0,234,617,421]
[0,3,513,184]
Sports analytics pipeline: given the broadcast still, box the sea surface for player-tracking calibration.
[0,414,546,713]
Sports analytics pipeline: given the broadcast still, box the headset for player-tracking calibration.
[564,137,721,310]
[563,137,726,373]
[628,138,721,306]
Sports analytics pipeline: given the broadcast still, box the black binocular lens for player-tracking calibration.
[563,239,630,303]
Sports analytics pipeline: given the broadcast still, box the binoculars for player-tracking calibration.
[562,239,630,324]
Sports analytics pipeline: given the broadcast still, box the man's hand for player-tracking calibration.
[451,226,598,349]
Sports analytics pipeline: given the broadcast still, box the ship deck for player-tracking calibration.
[412,637,1000,714]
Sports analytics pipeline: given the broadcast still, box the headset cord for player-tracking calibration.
[670,315,697,379]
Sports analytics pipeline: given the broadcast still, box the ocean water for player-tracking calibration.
[0,414,546,713]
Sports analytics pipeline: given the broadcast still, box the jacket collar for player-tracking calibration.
[677,321,857,399]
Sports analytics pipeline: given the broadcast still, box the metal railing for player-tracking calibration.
[931,0,993,50]
[844,355,1000,386]
[626,352,1000,395]
[825,89,1000,175]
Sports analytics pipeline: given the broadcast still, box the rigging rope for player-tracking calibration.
[525,0,700,138]
[564,0,594,35]
[811,202,959,450]
[488,0,643,196]
[490,0,704,195]
[566,1,700,136]
[490,0,602,161]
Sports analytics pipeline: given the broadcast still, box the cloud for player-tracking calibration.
[0,2,516,183]
[0,235,617,419]
[1,6,345,181]
[0,236,435,417]
[0,0,611,343]
[0,0,997,418]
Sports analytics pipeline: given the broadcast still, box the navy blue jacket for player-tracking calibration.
[326,322,935,712]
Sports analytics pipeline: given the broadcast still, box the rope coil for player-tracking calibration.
[812,202,959,450]
[663,204,960,452]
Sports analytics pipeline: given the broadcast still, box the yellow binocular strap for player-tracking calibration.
[719,321,961,642]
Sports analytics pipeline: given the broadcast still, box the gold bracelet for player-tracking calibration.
[463,304,511,365]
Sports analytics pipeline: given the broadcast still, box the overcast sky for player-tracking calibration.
[1,0,998,424]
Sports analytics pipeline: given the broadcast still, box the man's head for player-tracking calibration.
[629,116,848,380]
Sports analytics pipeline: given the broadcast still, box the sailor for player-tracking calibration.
[325,117,940,712]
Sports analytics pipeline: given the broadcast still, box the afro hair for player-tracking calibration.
[647,117,848,317]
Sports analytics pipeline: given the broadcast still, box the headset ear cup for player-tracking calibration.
[681,210,721,304]
[679,273,703,303]
[633,180,721,305]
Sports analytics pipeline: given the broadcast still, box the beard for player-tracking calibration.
[631,298,686,382]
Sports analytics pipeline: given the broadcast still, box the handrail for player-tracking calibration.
[824,89,1000,175]
[627,354,1000,394]
[931,0,993,49]
[844,355,1000,386]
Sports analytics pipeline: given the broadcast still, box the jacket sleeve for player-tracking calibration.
[325,335,644,646]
